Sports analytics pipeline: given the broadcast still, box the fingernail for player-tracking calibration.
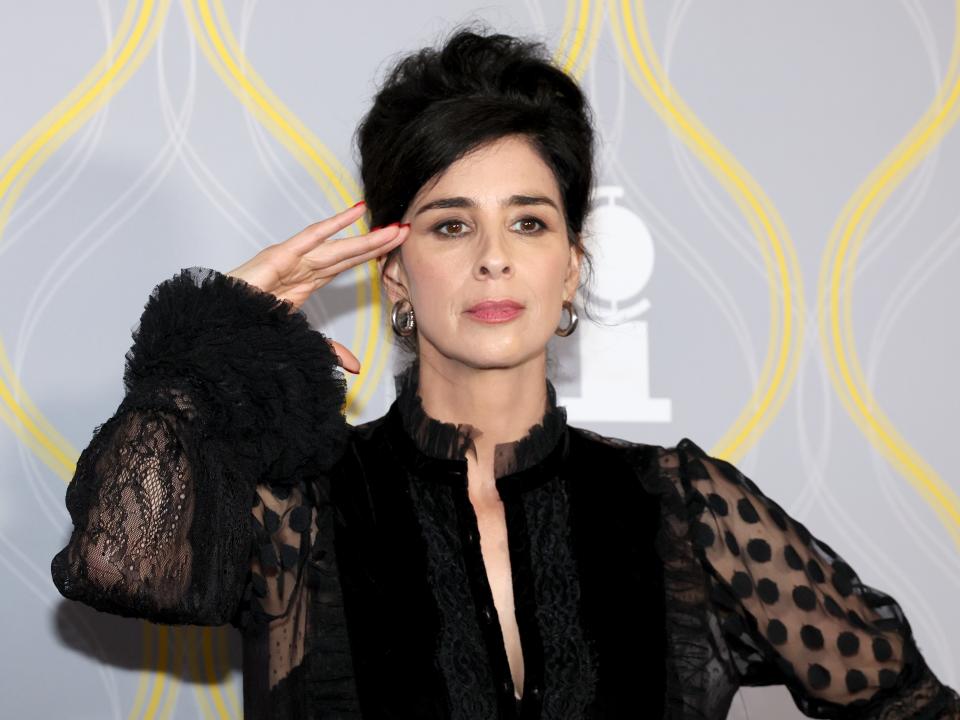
[400,222,410,229]
[350,200,365,208]
[371,224,382,231]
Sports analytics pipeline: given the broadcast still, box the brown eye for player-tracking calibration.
[433,220,468,237]
[512,217,546,234]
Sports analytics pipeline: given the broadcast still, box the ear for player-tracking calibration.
[378,249,409,305]
[562,243,583,302]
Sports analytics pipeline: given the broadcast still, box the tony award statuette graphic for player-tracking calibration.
[559,186,672,422]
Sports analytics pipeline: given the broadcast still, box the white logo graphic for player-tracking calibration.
[556,186,672,422]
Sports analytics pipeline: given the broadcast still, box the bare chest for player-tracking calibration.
[469,485,525,701]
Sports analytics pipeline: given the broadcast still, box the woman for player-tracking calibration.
[51,24,959,720]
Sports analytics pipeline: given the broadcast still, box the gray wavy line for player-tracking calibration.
[237,0,335,327]
[2,0,130,685]
[13,3,199,539]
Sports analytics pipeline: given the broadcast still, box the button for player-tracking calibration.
[502,679,512,694]
[465,530,478,544]
[529,684,541,698]
[482,606,493,622]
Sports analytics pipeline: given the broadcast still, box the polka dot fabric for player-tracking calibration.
[247,480,315,624]
[655,438,960,718]
[241,479,318,689]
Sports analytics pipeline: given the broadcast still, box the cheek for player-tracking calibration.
[405,253,463,314]
[532,255,569,304]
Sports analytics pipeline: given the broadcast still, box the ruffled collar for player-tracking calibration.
[390,359,568,481]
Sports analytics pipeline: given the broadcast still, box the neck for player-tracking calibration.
[390,353,567,497]
[416,348,549,488]
[417,351,550,463]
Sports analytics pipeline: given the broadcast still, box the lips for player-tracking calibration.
[466,299,524,313]
[465,299,525,323]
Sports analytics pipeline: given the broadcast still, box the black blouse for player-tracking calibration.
[51,267,960,719]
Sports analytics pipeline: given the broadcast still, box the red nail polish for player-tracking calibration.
[351,200,365,208]
[388,221,400,227]
[371,224,382,231]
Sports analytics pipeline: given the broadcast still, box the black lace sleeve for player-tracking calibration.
[50,267,348,631]
[650,437,960,719]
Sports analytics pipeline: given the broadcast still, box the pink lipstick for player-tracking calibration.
[465,299,525,323]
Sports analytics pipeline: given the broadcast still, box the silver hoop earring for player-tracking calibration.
[391,299,416,337]
[555,299,578,336]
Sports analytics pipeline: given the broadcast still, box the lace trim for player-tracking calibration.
[392,358,567,479]
[521,477,598,716]
[406,474,499,719]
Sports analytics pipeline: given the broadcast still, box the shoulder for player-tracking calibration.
[565,424,706,477]
[564,427,759,511]
[327,413,392,469]
[349,413,389,441]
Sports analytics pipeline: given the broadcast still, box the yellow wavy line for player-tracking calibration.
[610,0,804,462]
[0,5,185,719]
[183,0,383,428]
[0,397,59,471]
[0,1,138,179]
[554,0,604,80]
[158,627,186,720]
[179,2,374,715]
[0,336,77,477]
[140,622,171,720]
[211,0,389,424]
[577,2,607,80]
[818,2,960,547]
[554,0,590,73]
[206,0,379,419]
[218,622,240,718]
[557,0,579,66]
[0,0,167,241]
[0,4,185,719]
[0,0,170,484]
[200,626,232,718]
[186,627,214,718]
[128,622,154,720]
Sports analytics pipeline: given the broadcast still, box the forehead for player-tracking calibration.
[413,135,561,206]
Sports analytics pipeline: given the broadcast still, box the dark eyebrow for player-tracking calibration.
[413,194,560,217]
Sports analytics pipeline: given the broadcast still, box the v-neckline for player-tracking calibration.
[386,359,570,714]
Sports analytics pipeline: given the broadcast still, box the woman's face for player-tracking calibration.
[380,134,581,370]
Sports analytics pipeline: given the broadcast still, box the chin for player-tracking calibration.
[460,342,549,370]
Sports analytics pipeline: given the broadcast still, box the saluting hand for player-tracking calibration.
[226,202,409,375]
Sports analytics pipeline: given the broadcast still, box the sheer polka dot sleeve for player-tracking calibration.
[243,480,317,626]
[659,438,960,718]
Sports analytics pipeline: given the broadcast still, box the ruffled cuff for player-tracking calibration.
[119,266,349,486]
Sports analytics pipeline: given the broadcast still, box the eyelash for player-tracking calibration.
[431,216,548,238]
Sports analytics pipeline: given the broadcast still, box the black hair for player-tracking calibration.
[352,20,599,357]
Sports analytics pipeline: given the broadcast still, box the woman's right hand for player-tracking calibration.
[225,202,409,375]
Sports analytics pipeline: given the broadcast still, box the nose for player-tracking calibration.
[473,229,513,279]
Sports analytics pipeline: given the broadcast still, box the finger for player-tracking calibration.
[313,226,409,280]
[311,224,407,272]
[328,339,361,374]
[286,202,369,255]
[308,221,406,259]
